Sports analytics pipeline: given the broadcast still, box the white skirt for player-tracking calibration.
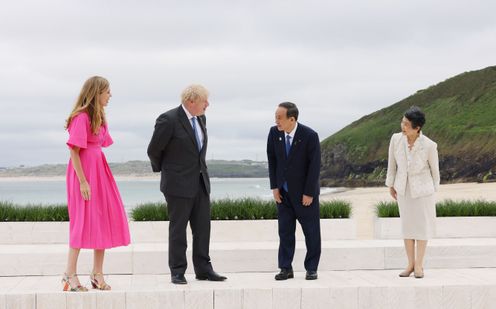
[397,180,436,240]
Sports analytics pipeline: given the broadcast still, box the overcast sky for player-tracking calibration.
[1,0,495,167]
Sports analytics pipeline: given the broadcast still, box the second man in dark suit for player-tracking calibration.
[147,84,226,284]
[267,102,322,280]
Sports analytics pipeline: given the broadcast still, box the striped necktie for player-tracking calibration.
[191,117,202,152]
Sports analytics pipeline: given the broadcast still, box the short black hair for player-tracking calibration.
[278,102,299,121]
[404,106,425,131]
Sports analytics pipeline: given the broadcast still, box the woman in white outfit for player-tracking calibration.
[385,106,440,278]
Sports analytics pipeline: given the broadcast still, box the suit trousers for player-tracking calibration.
[165,177,213,275]
[277,189,321,271]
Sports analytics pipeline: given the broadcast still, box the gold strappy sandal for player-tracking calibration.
[90,272,112,290]
[62,273,88,292]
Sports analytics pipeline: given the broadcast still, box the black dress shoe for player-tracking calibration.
[305,271,318,280]
[171,274,187,284]
[275,269,294,281]
[195,271,227,281]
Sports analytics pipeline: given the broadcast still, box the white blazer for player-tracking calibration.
[385,132,440,198]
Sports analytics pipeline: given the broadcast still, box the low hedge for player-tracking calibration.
[131,198,352,221]
[0,201,69,221]
[376,199,496,218]
[0,199,352,222]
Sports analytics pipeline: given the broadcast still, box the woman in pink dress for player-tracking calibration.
[62,76,131,292]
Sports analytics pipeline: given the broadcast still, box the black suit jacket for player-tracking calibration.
[147,105,210,198]
[267,123,321,205]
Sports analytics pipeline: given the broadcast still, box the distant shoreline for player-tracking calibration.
[0,176,347,198]
[0,159,270,179]
[0,175,273,182]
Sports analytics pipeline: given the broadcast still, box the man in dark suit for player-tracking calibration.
[147,84,226,284]
[267,102,321,280]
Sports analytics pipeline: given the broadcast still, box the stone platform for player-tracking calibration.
[1,238,496,276]
[1,269,496,309]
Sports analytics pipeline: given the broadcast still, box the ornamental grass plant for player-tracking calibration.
[132,198,352,221]
[0,201,69,221]
[376,199,496,217]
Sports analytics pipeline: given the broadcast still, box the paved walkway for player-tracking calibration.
[1,269,496,308]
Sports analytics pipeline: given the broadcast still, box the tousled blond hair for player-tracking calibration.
[65,76,109,134]
[181,84,209,105]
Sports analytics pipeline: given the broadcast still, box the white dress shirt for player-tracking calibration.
[182,104,204,148]
[285,122,298,148]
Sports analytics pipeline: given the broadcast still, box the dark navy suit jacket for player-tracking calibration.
[267,123,321,206]
[147,105,210,198]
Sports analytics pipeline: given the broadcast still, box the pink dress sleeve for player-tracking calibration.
[102,125,114,148]
[67,113,89,149]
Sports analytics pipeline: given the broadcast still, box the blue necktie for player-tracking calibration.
[283,135,292,191]
[285,135,292,156]
[191,117,202,152]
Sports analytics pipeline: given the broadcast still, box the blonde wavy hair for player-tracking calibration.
[65,76,109,134]
[181,84,209,105]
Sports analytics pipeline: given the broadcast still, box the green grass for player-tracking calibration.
[0,201,69,221]
[131,198,352,221]
[210,198,276,220]
[320,200,352,218]
[376,199,496,217]
[436,199,496,217]
[131,202,168,221]
[0,198,351,221]
[375,201,400,218]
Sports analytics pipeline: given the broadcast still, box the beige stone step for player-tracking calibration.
[1,238,496,276]
[1,268,496,309]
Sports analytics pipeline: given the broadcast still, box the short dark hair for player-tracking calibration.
[404,106,425,131]
[278,102,299,121]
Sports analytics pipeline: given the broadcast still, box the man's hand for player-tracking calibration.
[272,188,282,204]
[302,195,313,207]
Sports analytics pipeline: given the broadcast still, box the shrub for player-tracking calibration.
[131,202,168,221]
[376,201,400,218]
[320,200,352,219]
[376,199,496,217]
[211,198,276,220]
[0,201,69,221]
[436,199,496,217]
[132,198,352,221]
[0,198,353,221]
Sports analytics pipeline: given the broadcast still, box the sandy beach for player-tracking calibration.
[321,182,496,239]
